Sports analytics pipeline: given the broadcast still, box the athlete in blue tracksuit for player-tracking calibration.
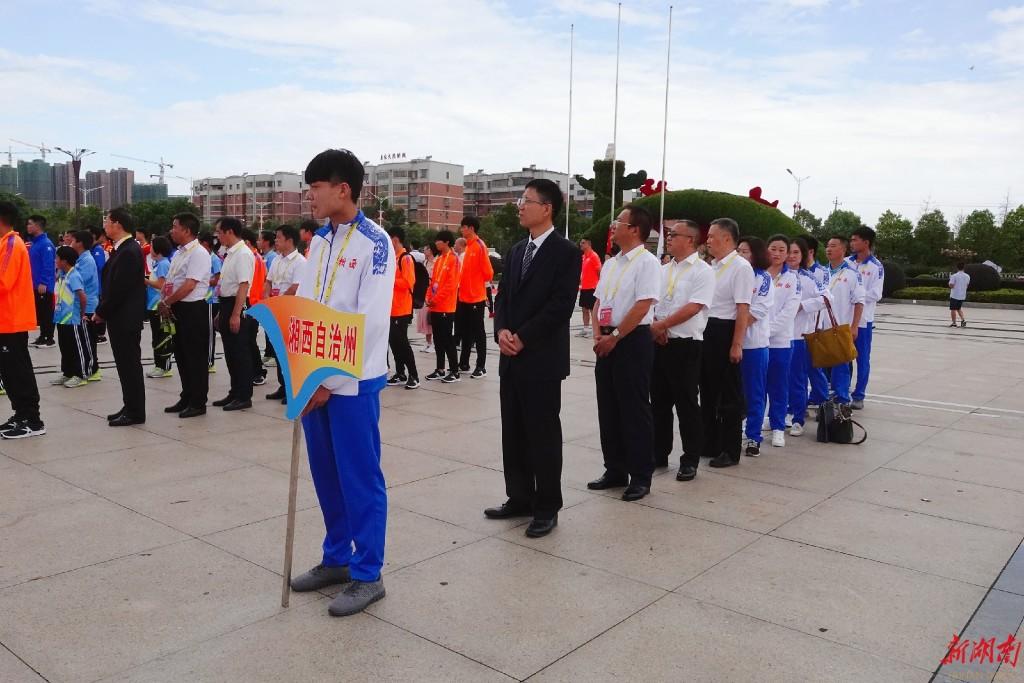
[764,235,801,444]
[738,239,773,456]
[846,226,883,408]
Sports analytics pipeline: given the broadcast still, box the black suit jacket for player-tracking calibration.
[494,230,581,381]
[96,237,146,328]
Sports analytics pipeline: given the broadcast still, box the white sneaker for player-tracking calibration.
[423,343,434,354]
[771,430,786,447]
[790,422,804,437]
[50,375,71,386]
[762,416,771,432]
[63,376,89,389]
[785,414,793,428]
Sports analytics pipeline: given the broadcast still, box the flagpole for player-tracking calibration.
[566,23,574,239]
[656,6,674,257]
[609,2,621,237]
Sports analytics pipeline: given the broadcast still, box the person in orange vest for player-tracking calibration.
[425,230,461,382]
[0,201,46,439]
[455,216,495,378]
[386,226,419,389]
[242,228,268,385]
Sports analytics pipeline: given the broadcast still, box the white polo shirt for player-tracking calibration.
[295,210,395,396]
[708,250,755,320]
[653,252,715,340]
[768,265,802,348]
[792,268,832,339]
[267,249,307,297]
[807,262,829,288]
[847,254,884,327]
[949,271,970,300]
[743,270,774,350]
[165,238,211,302]
[820,261,865,329]
[218,241,256,298]
[592,243,661,327]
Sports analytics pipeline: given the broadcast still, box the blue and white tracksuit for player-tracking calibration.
[789,268,831,425]
[847,254,883,402]
[822,262,865,405]
[766,266,800,431]
[742,270,773,443]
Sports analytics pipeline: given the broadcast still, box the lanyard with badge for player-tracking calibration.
[598,249,643,326]
[666,258,696,300]
[714,252,738,280]
[314,220,358,302]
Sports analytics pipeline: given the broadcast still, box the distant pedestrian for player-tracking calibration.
[948,262,970,328]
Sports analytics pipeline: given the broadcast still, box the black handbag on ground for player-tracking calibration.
[816,398,867,445]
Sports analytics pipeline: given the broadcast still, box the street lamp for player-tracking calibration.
[256,201,272,229]
[71,183,104,207]
[786,168,810,216]
[55,147,94,217]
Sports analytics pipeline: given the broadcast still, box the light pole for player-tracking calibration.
[240,172,249,224]
[55,147,94,218]
[786,168,810,216]
[71,184,104,207]
[256,201,272,229]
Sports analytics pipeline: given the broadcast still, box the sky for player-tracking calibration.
[3,0,1022,224]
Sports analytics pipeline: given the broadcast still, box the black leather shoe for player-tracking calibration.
[587,474,629,490]
[621,484,650,501]
[525,514,558,538]
[676,466,697,481]
[211,396,233,407]
[178,406,207,418]
[483,501,532,519]
[266,388,285,400]
[708,453,739,468]
[164,401,187,413]
[222,399,252,411]
[107,408,126,421]
[108,414,144,427]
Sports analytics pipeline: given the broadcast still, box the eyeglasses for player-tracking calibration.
[516,197,549,208]
[610,220,637,228]
[665,231,694,240]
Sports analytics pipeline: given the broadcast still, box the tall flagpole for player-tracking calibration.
[566,23,574,239]
[609,2,621,237]
[656,6,674,257]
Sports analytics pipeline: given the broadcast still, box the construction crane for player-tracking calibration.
[111,154,174,184]
[9,139,52,160]
[4,146,36,166]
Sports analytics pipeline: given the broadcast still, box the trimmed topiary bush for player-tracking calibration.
[904,265,936,277]
[964,263,1001,292]
[881,261,905,297]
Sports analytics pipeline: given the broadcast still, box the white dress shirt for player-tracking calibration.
[267,249,307,296]
[768,266,802,348]
[592,244,661,327]
[847,254,884,326]
[820,262,865,329]
[653,252,715,340]
[743,270,774,350]
[707,250,755,320]
[165,238,211,302]
[218,241,256,298]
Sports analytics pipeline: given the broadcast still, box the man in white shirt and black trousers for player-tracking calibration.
[650,219,715,482]
[212,217,256,411]
[587,204,662,502]
[701,218,755,469]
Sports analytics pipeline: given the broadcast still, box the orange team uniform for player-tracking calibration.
[248,247,267,303]
[428,250,460,314]
[580,249,601,290]
[0,231,38,334]
[392,247,416,317]
[457,236,494,304]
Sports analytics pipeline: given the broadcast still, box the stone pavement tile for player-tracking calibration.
[841,417,942,445]
[397,392,503,423]
[839,469,1024,533]
[385,422,504,470]
[379,408,461,442]
[388,466,593,536]
[678,536,986,671]
[368,537,665,680]
[896,376,1014,407]
[0,496,188,589]
[531,593,927,683]
[183,422,300,460]
[642,468,826,533]
[0,461,91,516]
[772,497,1021,587]
[856,399,968,428]
[0,648,44,683]
[952,413,1024,440]
[105,598,513,682]
[135,405,274,442]
[108,464,319,537]
[37,441,249,496]
[0,539,312,683]
[380,444,470,488]
[500,496,758,591]
[560,441,612,492]
[886,446,1024,493]
[940,589,1024,683]
[995,543,1024,597]
[780,433,911,465]
[712,449,881,495]
[921,429,1021,461]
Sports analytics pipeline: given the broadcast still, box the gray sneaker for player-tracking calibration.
[328,578,385,617]
[851,399,865,410]
[290,563,351,592]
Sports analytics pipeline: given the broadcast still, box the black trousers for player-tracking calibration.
[429,311,457,372]
[248,313,265,379]
[595,325,656,486]
[148,311,173,371]
[652,337,704,469]
[85,317,100,374]
[34,291,54,341]
[57,322,92,379]
[389,315,418,380]
[219,296,254,401]
[171,300,212,408]
[208,302,219,367]
[500,376,563,519]
[700,318,745,461]
[0,332,41,423]
[456,300,487,371]
[109,319,146,421]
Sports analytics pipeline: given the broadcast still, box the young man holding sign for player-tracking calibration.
[289,149,395,617]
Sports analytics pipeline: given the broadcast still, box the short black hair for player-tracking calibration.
[435,230,455,247]
[739,236,771,271]
[241,228,258,245]
[89,225,103,239]
[276,224,300,246]
[304,149,364,201]
[299,219,319,235]
[710,217,739,244]
[792,236,811,268]
[525,178,563,217]
[623,204,654,241]
[829,234,850,248]
[0,201,19,228]
[803,234,819,253]
[260,230,275,244]
[216,217,244,237]
[72,230,94,250]
[135,226,151,241]
[27,214,47,228]
[956,261,965,270]
[767,233,791,249]
[851,225,876,247]
[172,212,200,235]
[108,207,134,231]
[198,232,216,250]
[388,226,406,242]
[56,245,78,266]
[151,235,173,258]
[460,216,480,231]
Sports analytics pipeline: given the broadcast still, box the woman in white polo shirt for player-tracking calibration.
[737,237,773,457]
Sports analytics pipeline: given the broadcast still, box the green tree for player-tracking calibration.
[874,209,915,262]
[574,158,647,225]
[117,198,201,235]
[997,205,1024,271]
[480,202,523,256]
[821,209,862,240]
[793,208,822,236]
[0,191,33,229]
[555,203,592,243]
[383,204,406,229]
[956,209,998,261]
[914,209,951,266]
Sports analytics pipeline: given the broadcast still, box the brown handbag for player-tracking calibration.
[803,298,858,368]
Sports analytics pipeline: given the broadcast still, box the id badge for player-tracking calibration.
[598,307,612,326]
[271,287,280,298]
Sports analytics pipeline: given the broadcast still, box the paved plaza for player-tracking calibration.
[2,302,1024,682]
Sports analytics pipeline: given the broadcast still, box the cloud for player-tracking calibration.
[982,5,1024,65]
[988,5,1024,24]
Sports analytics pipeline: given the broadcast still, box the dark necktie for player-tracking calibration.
[521,241,537,277]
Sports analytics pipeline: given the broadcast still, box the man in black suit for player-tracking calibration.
[94,207,146,426]
[484,179,581,538]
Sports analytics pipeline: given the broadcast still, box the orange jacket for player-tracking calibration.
[0,231,38,333]
[249,247,267,303]
[457,236,494,304]
[392,248,416,317]
[428,250,460,314]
